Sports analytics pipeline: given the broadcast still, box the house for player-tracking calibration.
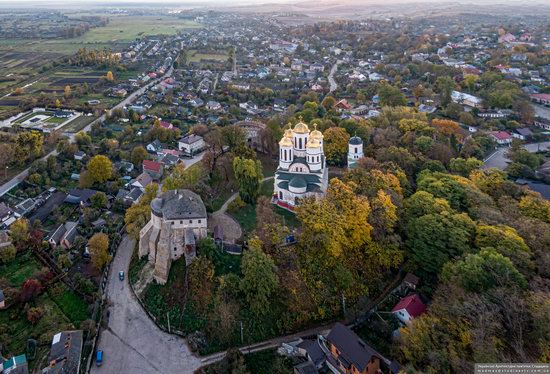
[73,151,86,161]
[48,222,78,249]
[323,323,382,374]
[14,198,38,217]
[64,188,98,206]
[274,98,287,112]
[391,294,427,325]
[0,231,11,250]
[158,153,180,167]
[139,189,207,284]
[124,187,144,205]
[178,134,205,156]
[531,93,550,106]
[451,91,483,108]
[402,273,420,290]
[188,98,204,108]
[146,139,163,154]
[159,121,174,130]
[142,160,163,179]
[115,160,134,173]
[0,202,12,223]
[513,128,533,141]
[206,101,222,111]
[131,172,154,190]
[418,104,437,114]
[2,354,28,374]
[42,330,83,374]
[477,110,509,119]
[490,131,513,145]
[335,99,352,111]
[0,289,5,309]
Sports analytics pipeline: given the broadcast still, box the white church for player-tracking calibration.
[273,119,329,211]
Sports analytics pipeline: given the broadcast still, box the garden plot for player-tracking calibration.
[2,108,81,133]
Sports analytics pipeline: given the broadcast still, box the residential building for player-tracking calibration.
[48,222,78,249]
[451,90,483,108]
[143,160,163,179]
[513,128,533,140]
[2,354,28,374]
[273,120,328,212]
[391,294,427,325]
[131,172,154,190]
[490,131,513,145]
[178,134,205,156]
[42,330,83,374]
[323,323,382,374]
[139,189,207,284]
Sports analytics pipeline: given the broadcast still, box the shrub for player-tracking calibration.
[227,196,246,214]
[27,307,45,324]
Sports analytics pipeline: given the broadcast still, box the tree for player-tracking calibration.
[449,157,483,177]
[55,99,61,108]
[106,71,114,81]
[188,256,215,313]
[378,82,407,107]
[88,233,111,270]
[125,183,158,239]
[442,248,527,292]
[475,225,533,274]
[15,131,43,163]
[435,76,456,107]
[20,279,43,302]
[0,244,16,264]
[233,157,263,204]
[519,194,550,223]
[240,238,278,317]
[10,218,29,249]
[407,210,476,279]
[27,307,44,324]
[323,127,350,166]
[321,96,336,110]
[87,155,113,184]
[130,146,148,166]
[64,85,72,99]
[90,191,108,209]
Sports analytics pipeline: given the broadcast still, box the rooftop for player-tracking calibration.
[151,189,207,220]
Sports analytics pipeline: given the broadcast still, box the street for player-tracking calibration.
[328,60,341,93]
[91,235,201,374]
[483,141,550,170]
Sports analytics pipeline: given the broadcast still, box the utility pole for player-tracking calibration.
[167,312,171,333]
[240,321,244,344]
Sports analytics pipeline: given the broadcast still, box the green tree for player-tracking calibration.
[475,225,533,273]
[378,82,407,107]
[10,218,29,249]
[435,76,456,107]
[240,238,278,317]
[131,146,148,166]
[233,157,263,204]
[442,247,527,292]
[407,211,476,278]
[87,155,113,184]
[0,244,16,264]
[449,157,483,177]
[90,192,108,209]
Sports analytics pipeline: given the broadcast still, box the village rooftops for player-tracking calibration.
[45,330,83,374]
[143,159,163,174]
[151,189,207,220]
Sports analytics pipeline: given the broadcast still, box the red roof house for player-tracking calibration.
[490,131,513,145]
[142,160,163,179]
[531,93,550,106]
[391,294,427,325]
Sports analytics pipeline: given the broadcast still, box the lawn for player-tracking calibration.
[214,251,242,276]
[0,252,41,287]
[45,116,66,124]
[48,285,90,327]
[71,16,202,43]
[141,257,188,331]
[186,50,228,63]
[230,203,257,236]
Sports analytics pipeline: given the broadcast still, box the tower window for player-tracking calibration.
[299,138,303,149]
[355,147,358,153]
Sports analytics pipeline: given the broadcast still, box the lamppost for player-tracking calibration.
[5,166,7,180]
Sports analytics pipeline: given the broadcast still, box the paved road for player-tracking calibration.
[91,235,201,374]
[327,60,342,93]
[0,67,173,197]
[534,103,550,121]
[483,141,550,170]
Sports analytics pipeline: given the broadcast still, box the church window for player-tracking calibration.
[355,147,358,153]
[198,220,202,224]
[189,220,192,224]
[299,138,303,149]
[284,149,287,160]
[279,191,283,199]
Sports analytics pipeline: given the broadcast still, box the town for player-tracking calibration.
[0,2,550,374]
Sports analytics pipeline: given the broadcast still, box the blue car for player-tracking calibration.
[119,271,124,281]
[96,350,103,366]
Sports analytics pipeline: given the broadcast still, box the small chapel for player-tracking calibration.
[273,118,329,211]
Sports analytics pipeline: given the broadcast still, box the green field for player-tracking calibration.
[0,16,201,55]
[186,50,228,63]
[49,286,90,327]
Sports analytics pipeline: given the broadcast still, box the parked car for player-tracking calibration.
[96,350,103,366]
[119,271,124,281]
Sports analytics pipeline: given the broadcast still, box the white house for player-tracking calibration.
[391,294,427,325]
[178,134,205,156]
[451,90,483,109]
[490,131,513,146]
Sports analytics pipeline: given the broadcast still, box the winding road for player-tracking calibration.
[91,235,201,374]
[327,60,342,93]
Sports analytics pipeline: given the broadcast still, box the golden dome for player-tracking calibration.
[284,128,293,138]
[307,137,321,149]
[293,117,310,134]
[279,134,293,147]
[310,123,323,140]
